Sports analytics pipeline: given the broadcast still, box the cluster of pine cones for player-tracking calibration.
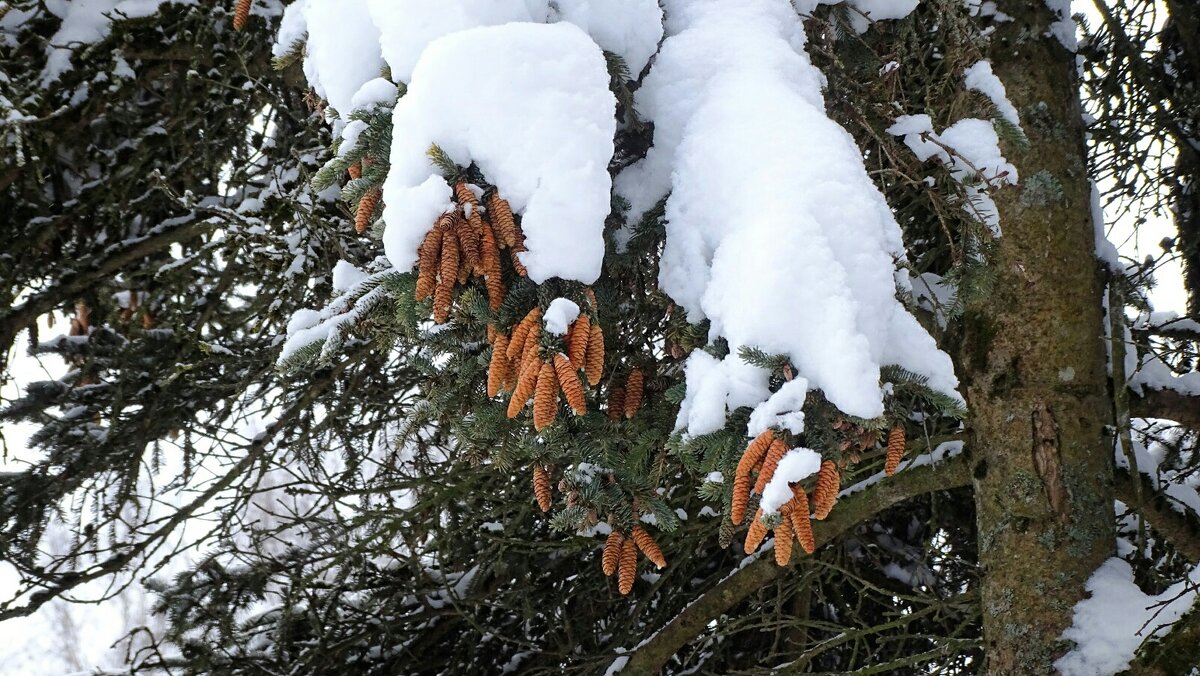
[415,184,528,322]
[602,527,666,595]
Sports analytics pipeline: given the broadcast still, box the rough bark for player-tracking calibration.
[959,3,1117,672]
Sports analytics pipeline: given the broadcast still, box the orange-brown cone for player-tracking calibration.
[774,515,794,566]
[433,227,459,323]
[812,460,840,520]
[623,368,644,418]
[507,308,542,363]
[507,355,542,418]
[233,0,251,30]
[487,335,511,398]
[415,222,443,301]
[744,508,767,554]
[631,526,666,569]
[617,538,637,595]
[480,223,505,311]
[731,473,753,526]
[754,439,789,495]
[533,362,559,431]
[567,315,591,369]
[533,465,552,512]
[585,324,604,386]
[347,161,362,180]
[355,188,382,234]
[790,488,815,554]
[606,386,625,422]
[885,425,906,477]
[486,192,519,249]
[553,354,587,415]
[602,530,624,577]
[737,430,775,478]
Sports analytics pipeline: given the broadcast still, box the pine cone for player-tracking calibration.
[606,386,625,422]
[602,530,624,577]
[355,187,382,234]
[232,0,251,30]
[486,192,519,249]
[754,439,789,494]
[631,525,666,569]
[507,355,542,418]
[433,227,459,324]
[885,425,906,477]
[480,223,505,311]
[509,246,529,277]
[585,324,605,386]
[553,354,587,415]
[520,322,542,377]
[737,430,776,478]
[623,368,644,418]
[744,508,768,554]
[618,537,638,595]
[812,460,840,520]
[487,335,511,398]
[731,473,753,526]
[453,183,483,275]
[567,315,591,369]
[506,308,540,363]
[774,514,794,566]
[584,287,597,311]
[347,160,362,180]
[533,362,559,431]
[791,487,815,554]
[415,222,443,301]
[533,465,552,512]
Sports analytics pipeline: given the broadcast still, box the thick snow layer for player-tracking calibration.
[552,0,664,76]
[1130,353,1200,398]
[273,0,310,58]
[1056,558,1200,676]
[888,114,1017,234]
[365,0,663,83]
[963,61,1019,126]
[302,0,384,119]
[381,22,615,284]
[760,447,822,514]
[350,77,399,111]
[543,298,580,336]
[626,1,958,432]
[332,260,368,292]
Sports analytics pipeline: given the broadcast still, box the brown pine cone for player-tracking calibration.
[486,192,519,249]
[631,525,666,569]
[487,334,511,398]
[754,439,789,495]
[791,486,815,555]
[355,188,382,234]
[885,425,906,477]
[567,314,591,369]
[811,460,840,520]
[602,530,624,577]
[533,362,559,431]
[606,386,625,422]
[731,473,753,526]
[415,222,443,301]
[744,508,768,554]
[507,355,542,418]
[232,0,251,30]
[774,514,794,566]
[623,368,644,418]
[617,537,638,595]
[532,465,552,512]
[584,323,604,386]
[553,354,587,415]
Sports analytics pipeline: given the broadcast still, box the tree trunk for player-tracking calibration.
[960,2,1116,673]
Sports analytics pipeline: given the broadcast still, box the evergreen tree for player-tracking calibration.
[1,1,1199,675]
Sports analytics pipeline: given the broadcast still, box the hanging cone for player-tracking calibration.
[885,425,906,476]
[617,538,638,595]
[631,526,666,569]
[533,361,559,431]
[507,308,542,363]
[433,226,459,324]
[415,221,443,301]
[623,368,643,418]
[602,530,624,577]
[507,355,542,418]
[532,465,552,512]
[232,0,251,30]
[606,386,625,422]
[790,487,815,554]
[355,188,382,234]
[487,334,511,398]
[811,460,840,520]
[567,315,591,369]
[584,323,604,386]
[737,430,775,478]
[754,439,789,495]
[773,515,794,566]
[731,473,753,526]
[486,191,519,249]
[480,223,505,311]
[744,508,767,554]
[553,354,587,415]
